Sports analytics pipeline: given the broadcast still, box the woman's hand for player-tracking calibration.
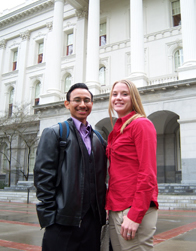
[120,215,139,240]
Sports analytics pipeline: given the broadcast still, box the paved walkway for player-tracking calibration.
[0,201,195,250]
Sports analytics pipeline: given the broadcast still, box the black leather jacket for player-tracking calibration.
[34,119,107,228]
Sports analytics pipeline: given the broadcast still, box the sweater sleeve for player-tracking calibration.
[127,118,157,224]
[34,127,59,228]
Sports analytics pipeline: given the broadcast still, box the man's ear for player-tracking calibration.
[64,100,70,109]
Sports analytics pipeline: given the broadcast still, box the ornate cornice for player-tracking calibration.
[0,0,54,28]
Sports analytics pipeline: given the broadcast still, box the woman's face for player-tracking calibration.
[111,82,132,118]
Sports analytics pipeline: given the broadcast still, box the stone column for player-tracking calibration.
[41,0,64,104]
[0,40,6,115]
[178,0,196,80]
[16,31,30,104]
[85,0,100,94]
[129,0,147,87]
[178,118,196,184]
[75,8,88,83]
[0,40,6,79]
[0,39,6,73]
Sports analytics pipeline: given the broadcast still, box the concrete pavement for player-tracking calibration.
[0,201,196,250]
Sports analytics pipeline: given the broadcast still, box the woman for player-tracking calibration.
[106,80,159,251]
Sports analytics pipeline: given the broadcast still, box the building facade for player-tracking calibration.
[0,0,196,185]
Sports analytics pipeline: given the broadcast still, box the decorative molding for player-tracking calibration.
[4,81,16,87]
[30,74,43,80]
[9,41,20,49]
[178,118,196,124]
[20,30,31,40]
[75,7,88,19]
[166,39,182,57]
[46,21,53,31]
[29,74,43,88]
[33,32,47,41]
[99,39,130,54]
[0,0,54,28]
[2,70,18,78]
[26,62,46,72]
[64,21,75,30]
[0,39,7,49]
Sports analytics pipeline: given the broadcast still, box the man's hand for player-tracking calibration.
[120,215,139,240]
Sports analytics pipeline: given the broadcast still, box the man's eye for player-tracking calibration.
[84,99,91,103]
[74,99,81,103]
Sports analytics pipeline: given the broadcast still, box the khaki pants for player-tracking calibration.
[109,207,158,251]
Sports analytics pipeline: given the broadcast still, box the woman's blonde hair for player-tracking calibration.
[108,79,146,133]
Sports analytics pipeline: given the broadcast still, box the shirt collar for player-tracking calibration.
[117,111,136,124]
[71,117,91,133]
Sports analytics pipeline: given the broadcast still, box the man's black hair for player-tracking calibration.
[66,83,93,101]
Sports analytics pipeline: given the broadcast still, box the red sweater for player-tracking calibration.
[105,111,158,224]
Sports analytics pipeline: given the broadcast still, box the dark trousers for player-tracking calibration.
[42,208,102,251]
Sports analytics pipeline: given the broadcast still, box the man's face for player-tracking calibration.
[64,88,93,125]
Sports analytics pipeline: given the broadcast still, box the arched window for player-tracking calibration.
[35,82,41,105]
[174,49,183,69]
[99,66,106,86]
[64,74,72,93]
[9,88,14,117]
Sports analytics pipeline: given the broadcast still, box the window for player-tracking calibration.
[172,1,181,27]
[12,50,18,71]
[9,88,14,117]
[174,49,183,69]
[64,74,72,92]
[67,33,73,56]
[99,66,106,85]
[35,82,41,105]
[38,42,44,63]
[100,23,106,46]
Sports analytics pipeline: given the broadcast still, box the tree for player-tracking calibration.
[0,104,40,186]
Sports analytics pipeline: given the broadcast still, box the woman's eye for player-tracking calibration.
[112,93,117,96]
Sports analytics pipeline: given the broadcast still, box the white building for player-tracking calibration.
[0,0,196,187]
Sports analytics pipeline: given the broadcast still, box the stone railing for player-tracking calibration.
[58,74,179,100]
[100,85,112,94]
[144,26,181,42]
[147,74,178,86]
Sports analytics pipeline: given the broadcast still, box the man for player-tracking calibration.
[34,83,107,251]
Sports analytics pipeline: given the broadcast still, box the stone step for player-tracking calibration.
[158,184,196,195]
[0,191,196,210]
[0,190,39,204]
[158,194,196,210]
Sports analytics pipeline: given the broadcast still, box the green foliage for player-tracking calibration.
[0,181,8,189]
